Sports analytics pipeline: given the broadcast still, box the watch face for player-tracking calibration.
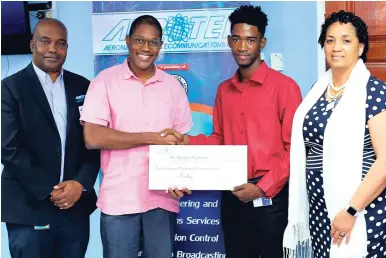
[347,206,357,216]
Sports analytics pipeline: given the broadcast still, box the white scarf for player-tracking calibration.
[283,59,370,258]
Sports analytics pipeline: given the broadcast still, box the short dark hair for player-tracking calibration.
[318,10,369,62]
[128,15,162,39]
[229,5,268,37]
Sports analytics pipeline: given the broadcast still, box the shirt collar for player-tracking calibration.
[121,58,164,83]
[231,61,269,86]
[32,61,64,84]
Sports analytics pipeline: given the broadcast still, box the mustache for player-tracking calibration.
[137,53,154,56]
[44,55,60,59]
[236,52,251,56]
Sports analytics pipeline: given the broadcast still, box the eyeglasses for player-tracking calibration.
[130,36,162,48]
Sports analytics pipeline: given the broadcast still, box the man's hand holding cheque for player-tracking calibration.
[159,129,191,198]
[157,129,248,200]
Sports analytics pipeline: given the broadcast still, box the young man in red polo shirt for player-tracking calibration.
[163,5,302,258]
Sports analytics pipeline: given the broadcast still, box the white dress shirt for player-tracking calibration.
[32,62,67,182]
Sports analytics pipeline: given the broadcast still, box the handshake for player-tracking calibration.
[154,128,192,198]
[156,128,189,145]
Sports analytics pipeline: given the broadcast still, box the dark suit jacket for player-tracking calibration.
[1,63,100,226]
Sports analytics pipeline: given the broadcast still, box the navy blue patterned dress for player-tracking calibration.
[303,76,386,258]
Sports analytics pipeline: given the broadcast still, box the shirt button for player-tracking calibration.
[56,149,61,156]
[241,112,244,116]
[241,130,244,134]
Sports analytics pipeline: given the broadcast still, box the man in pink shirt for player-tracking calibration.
[80,15,192,258]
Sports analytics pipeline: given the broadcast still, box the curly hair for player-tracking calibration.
[229,5,268,37]
[318,10,369,62]
[129,15,162,39]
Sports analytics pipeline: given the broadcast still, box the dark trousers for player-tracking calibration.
[221,183,289,258]
[100,208,176,258]
[6,211,90,258]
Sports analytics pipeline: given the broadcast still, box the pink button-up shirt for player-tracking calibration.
[80,60,192,215]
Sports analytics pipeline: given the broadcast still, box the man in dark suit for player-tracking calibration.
[1,18,100,258]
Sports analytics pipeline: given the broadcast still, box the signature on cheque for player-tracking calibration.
[176,173,193,180]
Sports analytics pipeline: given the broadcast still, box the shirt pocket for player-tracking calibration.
[108,90,142,131]
[148,100,174,131]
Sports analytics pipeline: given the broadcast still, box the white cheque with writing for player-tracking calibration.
[149,145,248,190]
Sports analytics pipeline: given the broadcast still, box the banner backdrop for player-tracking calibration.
[92,2,248,257]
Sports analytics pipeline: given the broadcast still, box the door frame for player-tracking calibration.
[316,1,326,77]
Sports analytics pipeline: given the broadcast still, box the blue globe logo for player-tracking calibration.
[164,13,193,43]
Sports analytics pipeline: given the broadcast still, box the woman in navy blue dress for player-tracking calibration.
[303,76,386,258]
[284,11,386,258]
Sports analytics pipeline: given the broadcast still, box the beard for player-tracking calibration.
[238,63,253,68]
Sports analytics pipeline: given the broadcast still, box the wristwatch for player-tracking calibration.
[346,205,358,217]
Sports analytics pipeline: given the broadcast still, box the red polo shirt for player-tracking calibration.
[189,62,302,198]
